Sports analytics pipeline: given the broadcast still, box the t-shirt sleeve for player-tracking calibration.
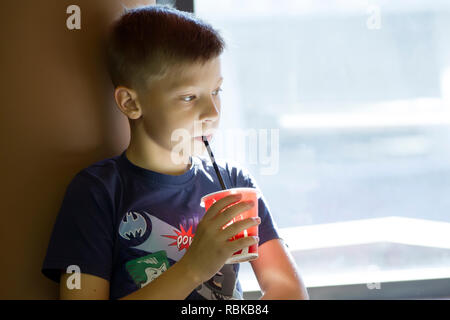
[41,171,115,283]
[225,162,281,247]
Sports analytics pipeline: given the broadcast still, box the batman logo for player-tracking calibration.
[119,211,152,246]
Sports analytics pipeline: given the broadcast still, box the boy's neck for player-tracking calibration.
[125,143,192,176]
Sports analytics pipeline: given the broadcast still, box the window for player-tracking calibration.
[195,0,450,298]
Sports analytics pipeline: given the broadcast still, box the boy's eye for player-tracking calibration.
[182,95,195,102]
[180,88,223,103]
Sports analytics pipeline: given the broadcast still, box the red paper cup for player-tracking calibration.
[201,188,260,264]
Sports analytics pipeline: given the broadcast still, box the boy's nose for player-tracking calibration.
[199,99,220,122]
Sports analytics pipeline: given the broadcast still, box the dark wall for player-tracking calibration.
[0,0,155,299]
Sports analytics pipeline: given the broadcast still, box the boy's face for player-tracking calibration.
[129,56,223,160]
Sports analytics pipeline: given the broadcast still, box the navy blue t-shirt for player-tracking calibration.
[42,150,280,300]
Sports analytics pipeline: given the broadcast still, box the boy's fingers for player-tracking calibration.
[227,236,259,253]
[214,201,255,230]
[203,194,242,220]
[221,217,260,241]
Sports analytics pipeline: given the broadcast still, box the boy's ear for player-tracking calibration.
[114,86,142,120]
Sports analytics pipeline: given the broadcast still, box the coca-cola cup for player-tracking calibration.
[201,187,260,264]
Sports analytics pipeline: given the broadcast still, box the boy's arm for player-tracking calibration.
[59,258,201,300]
[250,238,309,300]
[118,258,201,300]
[60,272,110,299]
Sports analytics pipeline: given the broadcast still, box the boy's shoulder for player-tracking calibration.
[81,153,122,178]
[69,153,123,192]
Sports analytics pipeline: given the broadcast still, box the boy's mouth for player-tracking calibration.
[194,135,212,142]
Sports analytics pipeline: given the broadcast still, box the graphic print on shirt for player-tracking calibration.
[118,211,198,261]
[161,224,195,251]
[118,211,152,247]
[118,210,241,299]
[125,251,170,288]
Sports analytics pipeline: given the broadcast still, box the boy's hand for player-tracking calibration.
[180,194,261,284]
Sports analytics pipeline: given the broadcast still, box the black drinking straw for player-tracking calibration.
[202,135,226,190]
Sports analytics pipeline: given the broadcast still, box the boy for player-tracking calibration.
[42,4,309,300]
